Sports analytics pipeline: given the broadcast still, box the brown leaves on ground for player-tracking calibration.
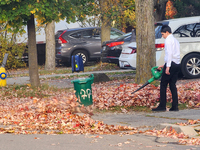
[0,93,135,135]
[176,119,200,126]
[144,126,189,139]
[0,79,200,145]
[92,80,200,109]
[143,126,200,145]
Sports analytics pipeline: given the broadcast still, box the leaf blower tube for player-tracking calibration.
[132,66,163,94]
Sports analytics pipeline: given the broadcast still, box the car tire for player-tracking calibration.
[195,29,200,37]
[72,50,88,64]
[55,60,59,67]
[181,53,200,78]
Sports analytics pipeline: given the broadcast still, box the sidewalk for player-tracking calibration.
[6,69,134,86]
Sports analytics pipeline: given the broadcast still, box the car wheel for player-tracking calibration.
[181,53,200,78]
[195,29,200,37]
[72,50,88,64]
[55,60,59,67]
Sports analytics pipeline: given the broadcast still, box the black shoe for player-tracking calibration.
[169,107,179,111]
[152,107,166,111]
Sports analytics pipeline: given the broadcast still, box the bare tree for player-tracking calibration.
[135,0,156,84]
[27,14,40,87]
[45,21,56,71]
[99,0,112,44]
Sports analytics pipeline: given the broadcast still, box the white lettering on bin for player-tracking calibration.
[80,89,92,100]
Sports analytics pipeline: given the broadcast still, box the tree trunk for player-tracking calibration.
[154,0,168,21]
[27,14,40,87]
[135,0,156,84]
[45,21,55,70]
[101,21,111,44]
[99,0,111,44]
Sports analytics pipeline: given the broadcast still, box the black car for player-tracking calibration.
[101,30,136,65]
[55,27,124,66]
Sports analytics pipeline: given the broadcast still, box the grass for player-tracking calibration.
[0,84,70,99]
[166,102,188,110]
[109,75,135,81]
[145,114,189,121]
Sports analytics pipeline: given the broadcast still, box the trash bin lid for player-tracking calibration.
[71,74,94,84]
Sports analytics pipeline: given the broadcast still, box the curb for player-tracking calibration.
[156,123,199,138]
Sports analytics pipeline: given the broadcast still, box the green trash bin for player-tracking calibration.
[71,74,94,106]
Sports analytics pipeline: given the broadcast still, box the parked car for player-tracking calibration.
[101,30,136,64]
[55,27,124,66]
[119,16,200,79]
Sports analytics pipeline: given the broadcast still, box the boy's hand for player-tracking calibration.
[166,67,170,75]
[158,65,164,70]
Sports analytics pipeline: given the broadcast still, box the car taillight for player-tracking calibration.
[122,47,136,54]
[155,43,165,51]
[58,31,67,44]
[129,47,137,54]
[106,41,124,47]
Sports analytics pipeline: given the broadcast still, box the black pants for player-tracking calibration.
[159,62,180,108]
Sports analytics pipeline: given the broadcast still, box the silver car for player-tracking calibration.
[55,27,124,66]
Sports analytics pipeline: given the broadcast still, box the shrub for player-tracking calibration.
[0,36,27,69]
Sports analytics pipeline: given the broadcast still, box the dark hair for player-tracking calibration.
[161,25,172,33]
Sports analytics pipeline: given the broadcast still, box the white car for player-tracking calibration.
[119,16,200,79]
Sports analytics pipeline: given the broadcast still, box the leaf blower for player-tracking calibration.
[131,66,163,94]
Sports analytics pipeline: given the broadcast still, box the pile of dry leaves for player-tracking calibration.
[0,94,135,135]
[92,80,200,109]
[0,80,200,145]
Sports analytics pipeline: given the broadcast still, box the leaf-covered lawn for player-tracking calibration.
[92,80,200,109]
[0,79,200,145]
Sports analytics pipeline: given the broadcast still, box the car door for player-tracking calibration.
[68,31,85,44]
[81,29,102,58]
[82,28,125,58]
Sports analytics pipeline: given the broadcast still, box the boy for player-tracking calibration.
[152,25,180,111]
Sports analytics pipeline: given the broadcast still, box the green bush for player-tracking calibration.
[0,36,27,69]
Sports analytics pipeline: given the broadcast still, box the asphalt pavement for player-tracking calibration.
[3,69,200,150]
[6,69,134,86]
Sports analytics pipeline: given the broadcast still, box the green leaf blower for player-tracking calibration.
[131,66,163,94]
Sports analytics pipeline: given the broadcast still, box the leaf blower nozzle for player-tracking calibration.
[131,66,162,94]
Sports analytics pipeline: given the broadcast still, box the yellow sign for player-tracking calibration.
[0,67,7,87]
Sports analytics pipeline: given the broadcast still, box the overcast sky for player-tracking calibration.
[55,19,80,32]
[16,19,80,43]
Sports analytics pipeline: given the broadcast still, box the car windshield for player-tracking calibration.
[113,32,132,40]
[112,25,163,41]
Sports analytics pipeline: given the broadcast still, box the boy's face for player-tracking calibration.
[161,31,170,39]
